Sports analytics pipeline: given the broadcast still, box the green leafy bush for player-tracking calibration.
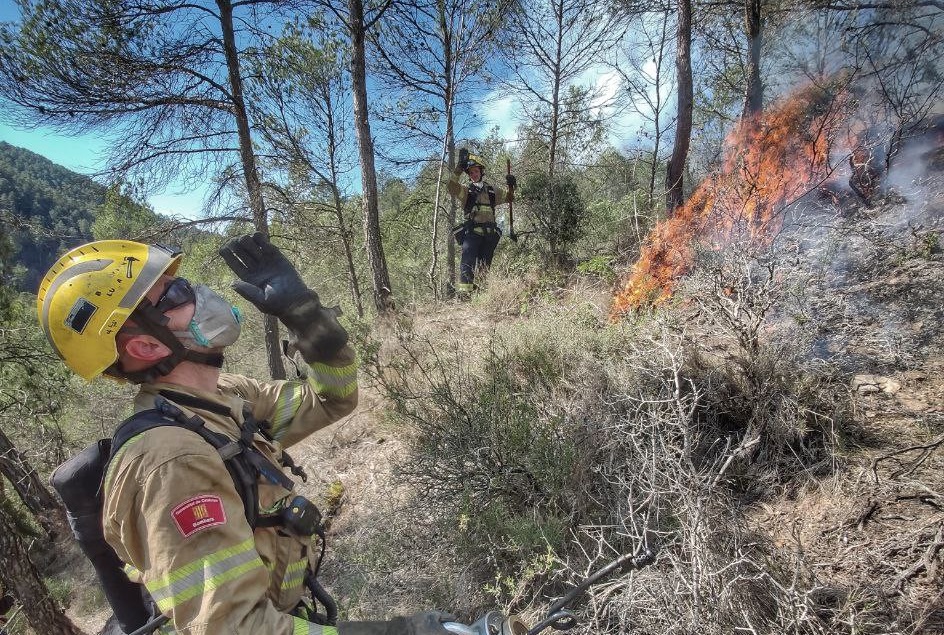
[576,254,617,283]
[520,172,587,265]
[372,338,582,605]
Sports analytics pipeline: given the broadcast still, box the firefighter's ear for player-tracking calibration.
[121,334,172,363]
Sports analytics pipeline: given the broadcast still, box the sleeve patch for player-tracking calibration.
[171,494,227,538]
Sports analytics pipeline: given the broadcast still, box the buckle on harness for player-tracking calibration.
[217,441,241,461]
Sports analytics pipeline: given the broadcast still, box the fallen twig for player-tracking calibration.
[894,523,944,591]
[821,498,881,535]
[870,435,944,484]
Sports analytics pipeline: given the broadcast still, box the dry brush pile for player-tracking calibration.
[323,235,873,633]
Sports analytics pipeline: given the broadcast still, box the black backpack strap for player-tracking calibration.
[487,185,496,210]
[111,399,262,528]
[111,408,203,459]
[464,182,480,219]
[243,406,308,483]
[157,389,234,418]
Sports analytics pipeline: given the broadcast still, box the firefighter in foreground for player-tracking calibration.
[38,233,454,634]
[447,148,516,295]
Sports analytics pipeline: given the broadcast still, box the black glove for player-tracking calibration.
[338,611,457,635]
[219,232,348,363]
[506,174,517,189]
[456,148,469,172]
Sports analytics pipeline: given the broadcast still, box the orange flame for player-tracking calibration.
[611,84,848,317]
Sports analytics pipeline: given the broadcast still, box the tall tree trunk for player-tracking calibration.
[350,0,395,314]
[0,429,66,539]
[320,79,364,319]
[648,15,671,208]
[548,0,564,181]
[445,8,462,296]
[435,0,459,298]
[446,149,458,295]
[430,135,447,300]
[217,0,286,379]
[332,184,365,318]
[666,0,693,214]
[743,0,763,117]
[0,494,87,635]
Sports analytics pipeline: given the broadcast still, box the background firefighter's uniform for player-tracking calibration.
[102,347,358,634]
[447,168,511,294]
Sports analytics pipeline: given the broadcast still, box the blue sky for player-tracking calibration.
[0,119,210,218]
[0,0,216,218]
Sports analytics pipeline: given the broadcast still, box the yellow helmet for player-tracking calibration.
[466,153,486,173]
[37,240,182,380]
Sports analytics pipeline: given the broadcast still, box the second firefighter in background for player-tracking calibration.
[447,148,516,295]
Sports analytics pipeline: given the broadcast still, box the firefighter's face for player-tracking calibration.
[467,165,482,181]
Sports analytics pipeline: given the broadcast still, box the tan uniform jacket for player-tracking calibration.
[447,169,510,224]
[102,347,358,634]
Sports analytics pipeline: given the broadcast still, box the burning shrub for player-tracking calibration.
[612,82,850,316]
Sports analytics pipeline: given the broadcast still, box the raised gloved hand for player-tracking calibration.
[219,232,348,363]
[456,147,469,173]
[505,173,517,190]
[339,611,457,635]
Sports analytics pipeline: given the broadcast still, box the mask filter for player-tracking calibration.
[173,285,242,348]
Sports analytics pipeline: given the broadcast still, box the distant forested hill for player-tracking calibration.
[0,141,103,291]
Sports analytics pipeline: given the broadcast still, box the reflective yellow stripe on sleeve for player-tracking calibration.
[123,563,143,583]
[145,537,264,613]
[281,556,308,592]
[294,618,338,634]
[306,360,357,399]
[270,382,304,440]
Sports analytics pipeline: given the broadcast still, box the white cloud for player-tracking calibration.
[473,60,676,154]
[479,90,521,140]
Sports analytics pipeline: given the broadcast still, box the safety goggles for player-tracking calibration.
[155,277,195,313]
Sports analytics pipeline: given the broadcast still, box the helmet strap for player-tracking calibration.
[107,299,224,384]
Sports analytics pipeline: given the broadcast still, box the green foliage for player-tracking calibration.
[324,480,345,510]
[370,338,582,602]
[0,214,15,316]
[378,172,439,303]
[922,230,941,258]
[482,543,559,605]
[578,147,644,204]
[0,141,100,291]
[91,183,163,240]
[576,254,617,283]
[520,171,587,264]
[0,293,90,471]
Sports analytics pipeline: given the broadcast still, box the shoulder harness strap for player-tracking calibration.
[464,182,480,219]
[109,395,296,529]
[464,183,497,218]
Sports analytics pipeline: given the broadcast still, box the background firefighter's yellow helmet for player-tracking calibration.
[466,153,486,173]
[37,240,182,380]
